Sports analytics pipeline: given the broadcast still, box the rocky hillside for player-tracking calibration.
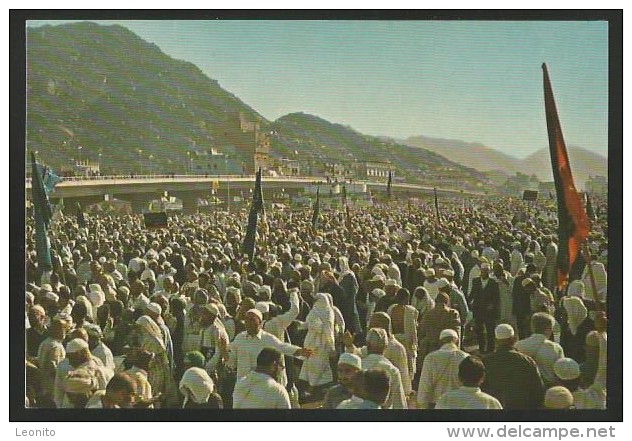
[26,21,488,190]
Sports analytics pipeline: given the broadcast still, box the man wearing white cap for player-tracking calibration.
[56,338,110,408]
[553,356,606,410]
[469,262,500,354]
[417,328,468,409]
[481,324,545,409]
[352,328,407,409]
[423,268,441,301]
[510,241,524,277]
[221,309,314,381]
[387,289,419,383]
[37,314,72,407]
[145,302,174,371]
[514,312,565,387]
[199,303,229,377]
[233,348,292,409]
[322,353,362,409]
[544,386,574,409]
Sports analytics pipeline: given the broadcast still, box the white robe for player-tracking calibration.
[581,261,607,302]
[387,304,418,383]
[299,294,335,386]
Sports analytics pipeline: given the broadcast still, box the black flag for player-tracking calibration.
[342,184,347,206]
[76,202,86,228]
[434,187,440,220]
[241,171,263,260]
[311,188,320,229]
[253,167,265,216]
[387,170,392,199]
[585,193,595,220]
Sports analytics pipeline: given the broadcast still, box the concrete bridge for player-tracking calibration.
[26,174,480,214]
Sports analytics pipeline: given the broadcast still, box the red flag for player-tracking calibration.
[542,64,591,289]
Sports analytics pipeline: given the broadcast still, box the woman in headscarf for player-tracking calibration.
[134,315,179,407]
[560,296,595,363]
[123,348,154,403]
[179,367,223,408]
[182,288,207,354]
[411,286,435,320]
[72,296,94,328]
[299,293,336,388]
[337,257,362,335]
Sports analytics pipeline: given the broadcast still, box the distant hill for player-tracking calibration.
[404,135,606,187]
[26,22,264,174]
[520,146,607,186]
[25,22,489,190]
[404,135,522,173]
[272,113,488,189]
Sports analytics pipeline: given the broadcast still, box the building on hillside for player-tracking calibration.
[276,158,301,176]
[74,160,100,177]
[360,161,393,182]
[219,112,271,174]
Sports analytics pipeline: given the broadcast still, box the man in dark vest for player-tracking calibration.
[469,263,500,354]
[482,324,545,409]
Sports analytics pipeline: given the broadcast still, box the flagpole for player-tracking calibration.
[580,243,603,311]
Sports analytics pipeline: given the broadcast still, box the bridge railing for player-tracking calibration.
[25,174,484,196]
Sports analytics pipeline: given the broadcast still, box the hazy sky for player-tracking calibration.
[27,19,609,159]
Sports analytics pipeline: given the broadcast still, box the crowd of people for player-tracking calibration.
[24,192,609,410]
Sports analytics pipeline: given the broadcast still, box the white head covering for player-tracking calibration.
[495,324,515,340]
[255,301,270,315]
[366,328,388,349]
[74,295,94,320]
[65,338,89,354]
[257,285,272,301]
[64,368,99,394]
[562,296,588,335]
[305,293,336,353]
[179,367,215,406]
[245,308,263,323]
[44,291,60,302]
[338,353,362,369]
[338,256,353,282]
[146,302,162,316]
[87,284,105,308]
[554,357,581,380]
[544,386,574,409]
[439,328,459,341]
[567,280,585,298]
[136,315,166,350]
[141,269,156,282]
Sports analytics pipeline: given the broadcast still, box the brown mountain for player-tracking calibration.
[404,135,607,187]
